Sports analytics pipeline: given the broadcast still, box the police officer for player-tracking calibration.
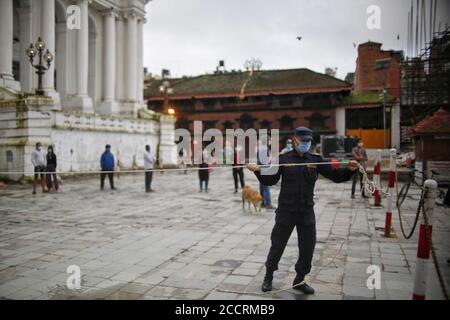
[247,127,358,294]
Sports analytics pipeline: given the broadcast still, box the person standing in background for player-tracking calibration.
[351,138,368,199]
[45,145,59,192]
[100,144,116,190]
[232,143,245,193]
[144,145,156,192]
[31,142,47,195]
[258,136,275,209]
[198,156,210,192]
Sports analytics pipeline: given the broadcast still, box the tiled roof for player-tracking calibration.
[408,108,450,135]
[145,68,351,100]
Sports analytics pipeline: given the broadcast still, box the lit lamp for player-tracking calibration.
[168,108,175,115]
[26,37,54,96]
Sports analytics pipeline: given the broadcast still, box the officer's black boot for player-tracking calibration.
[261,272,273,292]
[293,275,315,294]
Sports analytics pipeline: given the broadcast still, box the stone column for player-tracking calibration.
[136,18,144,104]
[17,6,33,93]
[41,0,60,107]
[126,12,137,101]
[56,23,67,99]
[159,115,178,166]
[99,9,118,114]
[77,0,89,97]
[391,102,401,150]
[66,0,93,113]
[0,0,20,90]
[115,16,125,101]
[335,106,346,136]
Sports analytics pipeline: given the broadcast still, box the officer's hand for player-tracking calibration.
[348,160,359,171]
[246,163,260,172]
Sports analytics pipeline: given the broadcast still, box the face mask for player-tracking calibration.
[296,141,311,154]
[286,143,293,150]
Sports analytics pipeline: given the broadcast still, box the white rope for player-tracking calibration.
[1,162,381,200]
[0,161,350,176]
[359,164,389,197]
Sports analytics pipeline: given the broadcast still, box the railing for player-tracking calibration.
[53,112,158,134]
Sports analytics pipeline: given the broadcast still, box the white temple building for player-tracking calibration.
[0,0,177,181]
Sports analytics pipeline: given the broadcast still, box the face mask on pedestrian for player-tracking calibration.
[295,139,311,154]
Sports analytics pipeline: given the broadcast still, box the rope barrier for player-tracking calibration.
[394,169,449,300]
[0,161,358,176]
[395,169,423,240]
[421,196,449,300]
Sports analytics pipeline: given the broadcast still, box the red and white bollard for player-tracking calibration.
[384,148,396,237]
[373,149,382,207]
[412,179,438,300]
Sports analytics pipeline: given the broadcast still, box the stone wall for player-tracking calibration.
[50,112,161,174]
[0,90,177,181]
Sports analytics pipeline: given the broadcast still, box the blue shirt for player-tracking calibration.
[100,151,115,170]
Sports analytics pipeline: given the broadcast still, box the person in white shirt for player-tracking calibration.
[31,142,47,194]
[144,145,156,192]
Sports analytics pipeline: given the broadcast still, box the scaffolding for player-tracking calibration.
[400,27,450,144]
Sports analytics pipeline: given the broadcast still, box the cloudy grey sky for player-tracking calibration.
[143,0,450,80]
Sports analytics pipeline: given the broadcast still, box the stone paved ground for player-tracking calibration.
[0,168,449,300]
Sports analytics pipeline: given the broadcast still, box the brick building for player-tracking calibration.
[354,41,403,99]
[335,41,403,149]
[145,68,351,147]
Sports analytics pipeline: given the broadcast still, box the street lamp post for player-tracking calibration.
[159,80,173,114]
[157,79,174,170]
[381,89,387,148]
[26,37,54,96]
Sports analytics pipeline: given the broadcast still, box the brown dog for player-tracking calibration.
[242,185,263,213]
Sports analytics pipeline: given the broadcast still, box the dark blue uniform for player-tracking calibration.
[255,150,354,279]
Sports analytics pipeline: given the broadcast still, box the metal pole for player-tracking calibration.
[36,48,44,96]
[412,179,438,300]
[383,90,387,148]
[384,148,397,237]
[163,92,168,114]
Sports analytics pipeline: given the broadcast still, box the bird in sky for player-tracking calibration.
[297,36,302,41]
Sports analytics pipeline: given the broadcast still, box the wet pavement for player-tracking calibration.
[0,168,449,300]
